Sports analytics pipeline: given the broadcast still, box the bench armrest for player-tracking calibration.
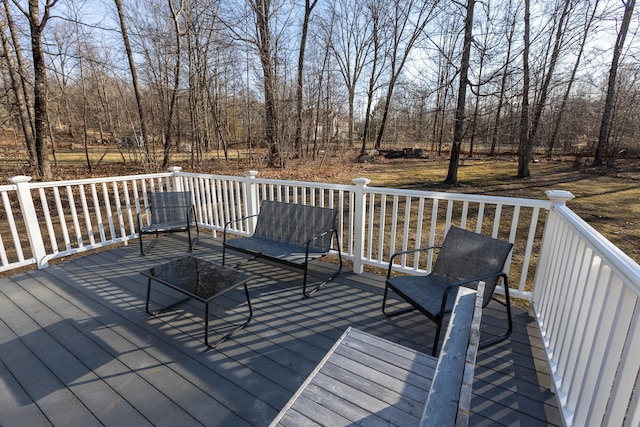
[223,214,259,241]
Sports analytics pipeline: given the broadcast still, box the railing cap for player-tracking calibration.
[352,177,371,186]
[9,175,32,184]
[168,166,182,172]
[545,190,575,204]
[244,170,259,178]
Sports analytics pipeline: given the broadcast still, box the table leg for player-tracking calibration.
[205,282,253,349]
[145,277,190,316]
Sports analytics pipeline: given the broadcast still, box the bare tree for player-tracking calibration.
[489,0,518,156]
[374,0,440,151]
[293,0,318,158]
[248,0,280,167]
[594,0,636,167]
[0,0,35,165]
[11,0,60,179]
[114,0,152,163]
[516,0,531,179]
[525,0,573,173]
[360,0,387,155]
[548,1,600,158]
[162,0,185,167]
[326,0,371,153]
[444,0,475,185]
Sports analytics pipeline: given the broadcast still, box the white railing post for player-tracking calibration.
[9,176,48,269]
[168,166,183,191]
[545,189,575,207]
[244,170,259,233]
[352,177,371,274]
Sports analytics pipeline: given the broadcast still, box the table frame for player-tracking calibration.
[141,258,253,348]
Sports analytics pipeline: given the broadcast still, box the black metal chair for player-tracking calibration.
[137,191,199,255]
[382,226,514,356]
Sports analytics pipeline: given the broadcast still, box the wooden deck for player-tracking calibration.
[0,235,561,426]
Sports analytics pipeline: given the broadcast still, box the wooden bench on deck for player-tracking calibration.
[270,283,484,426]
[222,200,342,297]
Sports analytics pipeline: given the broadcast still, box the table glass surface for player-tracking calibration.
[145,256,250,300]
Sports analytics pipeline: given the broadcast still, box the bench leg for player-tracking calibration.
[302,233,343,298]
[302,254,343,298]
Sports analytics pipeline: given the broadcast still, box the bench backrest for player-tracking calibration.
[150,191,193,224]
[420,282,484,427]
[254,200,337,250]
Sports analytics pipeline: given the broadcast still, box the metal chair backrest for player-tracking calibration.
[150,192,192,224]
[432,226,513,307]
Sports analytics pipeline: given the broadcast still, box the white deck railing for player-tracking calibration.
[1,167,638,426]
[533,192,640,427]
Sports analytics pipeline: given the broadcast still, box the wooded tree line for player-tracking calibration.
[0,0,638,181]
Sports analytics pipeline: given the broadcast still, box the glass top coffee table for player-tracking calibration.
[141,256,252,349]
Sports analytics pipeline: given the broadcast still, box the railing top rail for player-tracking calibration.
[252,177,354,192]
[555,203,640,295]
[176,171,245,181]
[24,172,174,189]
[0,184,17,192]
[365,185,552,209]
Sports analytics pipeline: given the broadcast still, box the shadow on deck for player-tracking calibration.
[0,235,561,426]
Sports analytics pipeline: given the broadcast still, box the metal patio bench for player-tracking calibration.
[383,226,513,356]
[222,200,342,297]
[137,191,199,255]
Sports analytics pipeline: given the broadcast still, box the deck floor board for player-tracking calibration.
[0,235,560,426]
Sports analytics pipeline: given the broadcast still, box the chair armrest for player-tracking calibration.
[447,271,508,289]
[387,245,442,279]
[439,271,508,314]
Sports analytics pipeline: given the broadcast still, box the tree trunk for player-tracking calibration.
[516,0,531,179]
[251,0,280,167]
[373,0,437,151]
[361,5,382,155]
[163,0,184,168]
[20,0,60,180]
[114,0,151,163]
[294,0,317,159]
[594,0,635,167]
[444,0,475,185]
[549,0,599,158]
[490,3,516,157]
[0,5,36,166]
[527,0,572,164]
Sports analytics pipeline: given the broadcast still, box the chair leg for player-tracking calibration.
[381,284,417,318]
[479,285,513,349]
[432,317,445,357]
[139,232,145,256]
